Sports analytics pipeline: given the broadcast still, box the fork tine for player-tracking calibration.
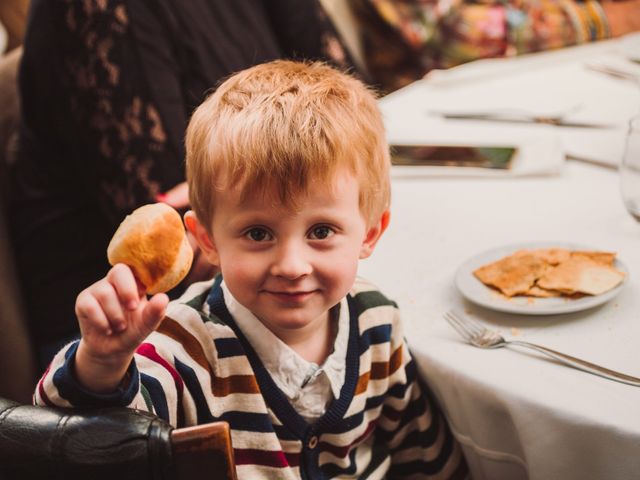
[443,311,465,338]
[450,310,485,336]
[448,310,486,338]
[444,312,470,341]
[444,311,475,340]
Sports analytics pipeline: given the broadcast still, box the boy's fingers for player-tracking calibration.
[140,293,169,333]
[76,291,114,336]
[107,263,142,310]
[92,280,127,333]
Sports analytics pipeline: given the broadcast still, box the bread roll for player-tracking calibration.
[107,203,193,294]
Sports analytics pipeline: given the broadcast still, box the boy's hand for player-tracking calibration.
[74,263,169,393]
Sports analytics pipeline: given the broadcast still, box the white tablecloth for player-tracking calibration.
[383,33,640,169]
[358,36,640,480]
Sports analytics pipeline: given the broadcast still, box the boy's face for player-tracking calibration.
[189,171,387,339]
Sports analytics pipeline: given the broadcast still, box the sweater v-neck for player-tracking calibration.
[205,279,361,439]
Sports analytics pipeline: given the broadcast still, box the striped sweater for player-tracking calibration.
[36,277,467,479]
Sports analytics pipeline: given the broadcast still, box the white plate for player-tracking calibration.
[455,242,628,315]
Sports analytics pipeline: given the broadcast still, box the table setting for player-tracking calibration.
[358,32,640,480]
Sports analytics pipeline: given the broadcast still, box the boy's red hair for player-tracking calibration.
[186,60,390,230]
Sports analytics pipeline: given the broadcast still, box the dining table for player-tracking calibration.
[357,33,640,480]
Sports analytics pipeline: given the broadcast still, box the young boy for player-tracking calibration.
[36,61,467,479]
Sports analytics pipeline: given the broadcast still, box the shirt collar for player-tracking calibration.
[220,282,348,399]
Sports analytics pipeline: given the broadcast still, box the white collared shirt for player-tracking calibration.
[221,282,349,423]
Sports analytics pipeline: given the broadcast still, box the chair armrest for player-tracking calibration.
[0,396,236,480]
[171,422,237,480]
[0,397,173,480]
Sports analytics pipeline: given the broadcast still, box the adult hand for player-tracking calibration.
[157,181,190,210]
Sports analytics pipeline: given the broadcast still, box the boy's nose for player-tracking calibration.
[270,242,312,279]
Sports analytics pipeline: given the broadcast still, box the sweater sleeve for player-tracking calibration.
[22,0,185,225]
[376,310,468,478]
[34,300,223,428]
[351,0,610,92]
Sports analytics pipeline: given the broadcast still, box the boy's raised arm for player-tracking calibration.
[73,264,169,393]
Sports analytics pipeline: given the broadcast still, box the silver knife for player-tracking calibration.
[433,111,614,129]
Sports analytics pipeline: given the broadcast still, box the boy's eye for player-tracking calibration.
[245,228,272,242]
[309,225,334,240]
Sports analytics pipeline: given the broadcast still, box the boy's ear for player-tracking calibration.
[359,209,391,259]
[184,211,220,266]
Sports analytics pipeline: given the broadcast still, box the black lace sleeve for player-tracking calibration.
[50,0,184,224]
[23,0,356,227]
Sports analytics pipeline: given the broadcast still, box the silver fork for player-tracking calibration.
[444,310,640,387]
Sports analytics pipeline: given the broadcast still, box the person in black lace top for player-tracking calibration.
[10,0,354,371]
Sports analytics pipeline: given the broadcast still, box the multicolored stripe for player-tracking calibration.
[35,278,467,478]
[351,0,612,92]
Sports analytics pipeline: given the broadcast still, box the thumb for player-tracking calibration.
[141,293,169,333]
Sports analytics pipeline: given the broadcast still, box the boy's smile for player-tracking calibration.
[264,290,317,304]
[195,170,383,345]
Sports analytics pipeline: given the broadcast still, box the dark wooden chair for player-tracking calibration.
[0,396,237,480]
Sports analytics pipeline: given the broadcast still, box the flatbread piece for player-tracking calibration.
[473,248,624,298]
[536,257,625,295]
